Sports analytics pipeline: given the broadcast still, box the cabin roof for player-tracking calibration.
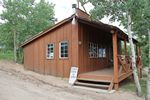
[20,14,138,47]
[77,17,138,43]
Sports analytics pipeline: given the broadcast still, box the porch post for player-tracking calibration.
[112,32,119,90]
[124,36,128,71]
[136,44,138,56]
[124,37,127,55]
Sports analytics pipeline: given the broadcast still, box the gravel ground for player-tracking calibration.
[0,60,144,100]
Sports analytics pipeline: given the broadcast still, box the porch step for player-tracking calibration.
[75,81,110,89]
[75,78,114,90]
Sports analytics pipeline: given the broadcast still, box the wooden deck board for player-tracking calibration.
[78,67,133,83]
[79,67,114,76]
[78,67,113,82]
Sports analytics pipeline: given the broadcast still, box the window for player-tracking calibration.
[60,41,68,58]
[102,48,106,57]
[47,43,54,59]
[98,48,106,58]
[89,42,107,58]
[98,48,103,58]
[89,42,98,58]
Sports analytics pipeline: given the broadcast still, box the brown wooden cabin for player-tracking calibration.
[21,8,142,90]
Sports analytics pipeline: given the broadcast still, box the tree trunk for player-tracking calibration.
[146,27,150,100]
[127,14,142,96]
[13,30,17,63]
[77,0,79,8]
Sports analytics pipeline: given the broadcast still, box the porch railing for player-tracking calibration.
[117,55,131,75]
[117,55,142,78]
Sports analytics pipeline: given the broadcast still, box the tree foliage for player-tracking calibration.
[131,0,150,67]
[0,0,55,62]
[0,0,55,50]
[90,0,139,28]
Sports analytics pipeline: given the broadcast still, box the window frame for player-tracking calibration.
[59,41,69,59]
[46,43,54,59]
[89,42,98,58]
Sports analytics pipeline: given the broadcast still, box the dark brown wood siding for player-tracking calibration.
[23,22,79,78]
[78,23,113,74]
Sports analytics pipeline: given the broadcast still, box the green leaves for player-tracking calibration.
[0,0,55,49]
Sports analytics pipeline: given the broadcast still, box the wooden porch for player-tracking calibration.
[78,67,133,82]
[76,54,142,90]
[75,26,142,90]
[76,66,133,90]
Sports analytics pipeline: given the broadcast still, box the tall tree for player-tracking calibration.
[127,0,150,98]
[89,0,142,96]
[147,27,150,100]
[0,0,55,62]
[142,0,150,99]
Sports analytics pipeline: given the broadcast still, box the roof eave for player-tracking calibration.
[76,17,138,43]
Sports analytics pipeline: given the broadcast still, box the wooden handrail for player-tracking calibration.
[117,55,142,78]
[117,55,131,75]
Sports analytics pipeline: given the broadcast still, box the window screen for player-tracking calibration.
[47,43,54,59]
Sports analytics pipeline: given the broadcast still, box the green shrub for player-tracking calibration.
[0,50,14,61]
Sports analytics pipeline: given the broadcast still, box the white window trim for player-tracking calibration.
[59,41,69,59]
[46,43,54,59]
[89,42,98,58]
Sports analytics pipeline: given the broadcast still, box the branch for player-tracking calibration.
[82,5,87,13]
[79,0,89,13]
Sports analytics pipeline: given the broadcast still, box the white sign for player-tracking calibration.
[69,67,78,85]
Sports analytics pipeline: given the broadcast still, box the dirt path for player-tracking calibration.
[0,60,144,100]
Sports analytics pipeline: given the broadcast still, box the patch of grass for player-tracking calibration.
[0,50,14,61]
[121,75,147,96]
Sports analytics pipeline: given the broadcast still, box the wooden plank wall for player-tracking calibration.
[78,23,113,74]
[23,22,79,78]
[24,43,34,71]
[23,21,122,77]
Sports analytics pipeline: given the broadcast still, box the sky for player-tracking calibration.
[47,0,125,31]
[0,0,125,31]
[50,0,93,21]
